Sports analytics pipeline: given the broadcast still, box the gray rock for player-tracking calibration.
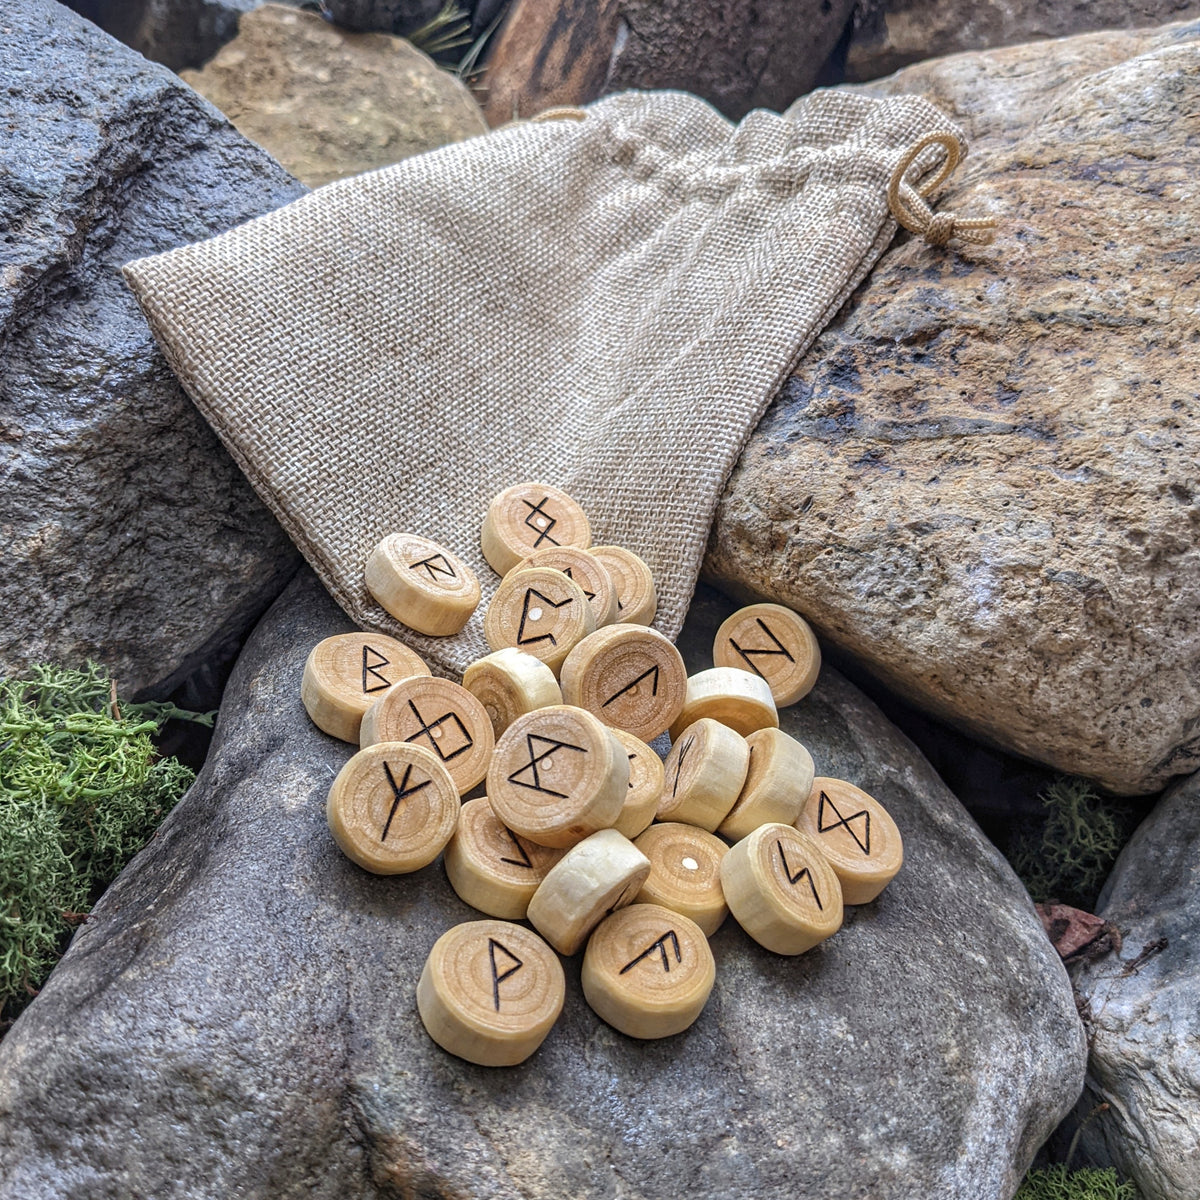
[0,571,1084,1198]
[1066,772,1200,1200]
[1,0,304,699]
[706,19,1200,796]
[62,0,302,72]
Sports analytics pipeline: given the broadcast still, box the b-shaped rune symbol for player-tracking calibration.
[379,761,431,842]
[776,839,823,909]
[507,733,587,798]
[488,938,524,1011]
[817,791,871,856]
[499,828,534,869]
[522,497,561,549]
[517,588,573,647]
[671,737,694,799]
[620,929,682,975]
[409,552,457,582]
[361,644,392,694]
[602,664,660,708]
[729,618,795,679]
[404,698,473,763]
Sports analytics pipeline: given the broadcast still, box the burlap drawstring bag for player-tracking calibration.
[124,89,979,677]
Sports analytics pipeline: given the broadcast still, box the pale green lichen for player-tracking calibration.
[1015,1165,1138,1200]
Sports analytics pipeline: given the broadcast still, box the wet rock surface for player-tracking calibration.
[707,19,1200,796]
[0,572,1084,1199]
[0,0,304,699]
[182,5,488,189]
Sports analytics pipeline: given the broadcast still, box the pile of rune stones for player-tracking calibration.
[300,483,903,1066]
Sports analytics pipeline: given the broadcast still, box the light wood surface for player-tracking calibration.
[359,675,495,795]
[461,647,562,739]
[609,728,663,840]
[559,623,687,743]
[713,602,821,707]
[581,903,715,1039]
[526,828,651,955]
[668,667,779,741]
[633,823,729,936]
[717,727,816,842]
[416,920,565,1066]
[588,545,657,626]
[443,797,566,920]
[364,532,481,636]
[720,823,844,955]
[511,546,618,627]
[487,705,629,848]
[795,777,904,904]
[326,741,459,874]
[656,717,750,832]
[484,565,594,674]
[480,482,591,575]
[300,632,429,743]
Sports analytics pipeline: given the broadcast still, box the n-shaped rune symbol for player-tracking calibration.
[730,619,795,679]
[380,761,431,842]
[522,497,561,549]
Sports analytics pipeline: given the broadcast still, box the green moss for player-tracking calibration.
[0,663,208,1025]
[1007,776,1134,911]
[1015,1166,1138,1200]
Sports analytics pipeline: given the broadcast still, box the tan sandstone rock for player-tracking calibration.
[707,19,1200,796]
[181,5,487,188]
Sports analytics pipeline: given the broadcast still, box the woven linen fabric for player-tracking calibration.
[124,88,965,677]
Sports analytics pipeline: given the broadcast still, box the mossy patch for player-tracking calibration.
[1016,1165,1138,1200]
[0,663,209,1027]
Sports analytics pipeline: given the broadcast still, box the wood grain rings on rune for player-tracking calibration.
[795,777,904,905]
[634,822,729,936]
[486,705,628,849]
[326,742,459,874]
[668,667,778,741]
[582,903,715,1039]
[656,717,750,833]
[359,675,494,794]
[417,920,565,1066]
[364,532,480,636]
[510,546,618,628]
[713,602,821,707]
[301,631,429,743]
[720,823,844,955]
[481,482,591,575]
[484,566,594,674]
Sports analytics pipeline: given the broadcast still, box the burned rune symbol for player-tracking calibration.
[522,497,561,549]
[671,737,694,798]
[507,733,587,798]
[620,930,682,974]
[776,840,823,909]
[361,644,392,693]
[818,791,871,856]
[729,619,795,680]
[404,699,473,763]
[605,880,638,917]
[488,938,524,1011]
[380,761,431,842]
[499,829,534,869]
[561,566,595,601]
[601,664,660,708]
[409,552,457,582]
[517,588,573,647]
[626,752,636,789]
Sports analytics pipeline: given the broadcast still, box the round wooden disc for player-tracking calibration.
[301,632,429,743]
[481,482,591,575]
[326,742,460,874]
[526,828,651,955]
[713,603,821,707]
[443,797,565,920]
[717,727,816,842]
[417,920,565,1066]
[634,822,729,936]
[461,648,562,740]
[364,533,481,637]
[720,823,844,955]
[484,566,595,674]
[582,903,715,1039]
[559,624,687,743]
[359,675,494,795]
[668,667,778,742]
[656,717,750,832]
[487,705,628,848]
[795,777,904,905]
[511,546,618,628]
[588,545,657,626]
[609,727,664,840]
